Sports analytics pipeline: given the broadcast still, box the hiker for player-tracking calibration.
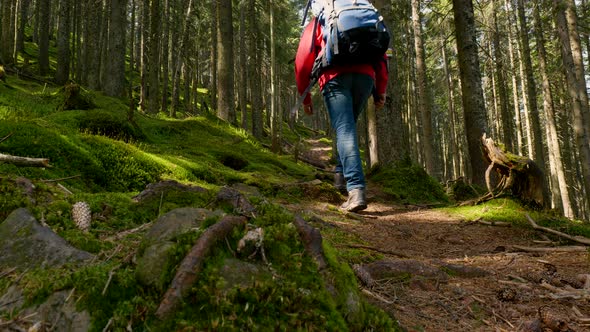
[294,0,389,212]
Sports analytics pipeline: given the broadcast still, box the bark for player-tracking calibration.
[155,215,247,319]
[38,0,50,75]
[441,27,460,179]
[249,0,262,139]
[15,0,29,54]
[102,0,127,97]
[139,0,148,112]
[84,0,102,90]
[533,3,573,218]
[147,0,161,114]
[55,0,71,85]
[554,0,590,215]
[504,0,523,155]
[209,0,217,109]
[238,1,247,130]
[516,0,546,179]
[217,0,234,123]
[490,0,512,151]
[1,0,15,64]
[452,0,489,187]
[412,0,436,178]
[160,0,170,114]
[269,0,279,151]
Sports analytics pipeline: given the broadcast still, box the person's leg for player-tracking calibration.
[322,74,365,192]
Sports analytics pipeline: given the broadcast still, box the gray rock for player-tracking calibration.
[36,290,91,332]
[218,258,271,292]
[0,208,93,270]
[136,208,224,289]
[0,285,25,313]
[142,207,224,247]
[135,241,175,290]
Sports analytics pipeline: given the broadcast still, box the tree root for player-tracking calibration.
[155,215,247,319]
[526,213,590,245]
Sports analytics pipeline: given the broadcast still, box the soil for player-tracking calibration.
[297,138,590,332]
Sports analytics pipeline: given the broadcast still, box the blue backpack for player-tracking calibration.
[304,0,390,78]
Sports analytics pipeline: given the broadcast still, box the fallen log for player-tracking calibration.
[526,214,590,246]
[511,245,588,253]
[481,134,546,207]
[0,153,50,167]
[155,215,247,319]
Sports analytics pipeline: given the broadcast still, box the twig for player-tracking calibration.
[57,183,73,195]
[102,268,117,296]
[102,317,113,332]
[0,267,17,279]
[337,244,409,258]
[0,132,13,144]
[361,288,394,304]
[478,219,511,227]
[41,175,81,182]
[511,245,588,253]
[105,223,153,242]
[526,213,590,245]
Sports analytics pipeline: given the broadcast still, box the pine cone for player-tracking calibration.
[72,201,92,232]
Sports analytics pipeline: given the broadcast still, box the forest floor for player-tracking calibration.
[294,138,590,332]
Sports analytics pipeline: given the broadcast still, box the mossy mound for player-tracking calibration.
[78,109,145,142]
[58,83,95,111]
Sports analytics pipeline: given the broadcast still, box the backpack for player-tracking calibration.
[304,0,390,79]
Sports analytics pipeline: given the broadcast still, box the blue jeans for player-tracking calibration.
[322,73,374,192]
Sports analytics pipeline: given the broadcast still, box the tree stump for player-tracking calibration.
[60,83,94,110]
[480,134,546,208]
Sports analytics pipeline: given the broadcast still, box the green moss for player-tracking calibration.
[370,158,448,204]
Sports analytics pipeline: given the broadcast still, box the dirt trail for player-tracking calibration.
[299,139,590,332]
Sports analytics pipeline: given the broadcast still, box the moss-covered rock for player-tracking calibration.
[0,208,93,271]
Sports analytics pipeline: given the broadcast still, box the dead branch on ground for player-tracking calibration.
[525,213,590,246]
[155,215,247,319]
[0,153,50,167]
[338,244,409,258]
[511,245,588,253]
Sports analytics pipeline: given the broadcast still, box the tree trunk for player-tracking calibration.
[38,0,50,75]
[15,0,29,54]
[84,0,102,90]
[139,0,148,112]
[554,0,590,216]
[412,0,436,178]
[504,0,523,155]
[102,0,127,97]
[516,0,546,180]
[1,0,15,64]
[452,0,489,187]
[533,2,573,218]
[249,0,263,139]
[238,1,247,130]
[490,0,512,152]
[441,26,460,179]
[209,0,217,109]
[55,0,71,85]
[147,0,161,114]
[216,0,234,123]
[160,0,170,114]
[269,0,279,151]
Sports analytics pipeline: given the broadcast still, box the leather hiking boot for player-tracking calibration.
[334,172,346,193]
[340,188,367,212]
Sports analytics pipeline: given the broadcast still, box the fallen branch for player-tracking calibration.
[511,245,588,253]
[0,153,50,167]
[155,215,246,319]
[105,222,153,242]
[526,214,590,246]
[338,244,409,258]
[0,132,13,144]
[41,175,81,182]
[477,219,511,227]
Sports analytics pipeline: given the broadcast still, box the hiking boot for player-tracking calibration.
[340,188,367,212]
[334,172,346,193]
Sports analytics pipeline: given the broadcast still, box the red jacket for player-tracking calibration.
[294,17,389,106]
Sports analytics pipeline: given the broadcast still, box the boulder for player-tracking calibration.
[0,208,93,270]
[136,208,224,288]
